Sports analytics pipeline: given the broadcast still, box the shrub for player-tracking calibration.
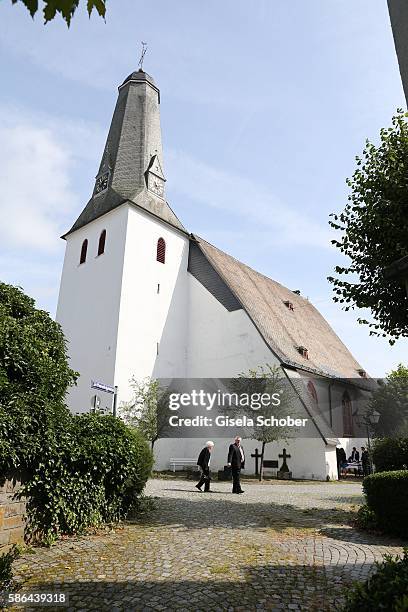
[0,283,153,544]
[22,414,153,543]
[372,437,408,472]
[0,545,21,591]
[363,470,408,537]
[343,548,408,611]
[354,504,378,532]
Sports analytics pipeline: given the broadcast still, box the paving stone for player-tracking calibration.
[9,478,404,611]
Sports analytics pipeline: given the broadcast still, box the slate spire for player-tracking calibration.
[64,69,186,236]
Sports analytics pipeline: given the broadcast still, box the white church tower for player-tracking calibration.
[57,69,189,414]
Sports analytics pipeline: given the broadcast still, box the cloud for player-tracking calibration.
[0,106,104,314]
[167,149,332,249]
[0,108,103,252]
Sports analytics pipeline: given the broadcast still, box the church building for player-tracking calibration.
[56,68,371,480]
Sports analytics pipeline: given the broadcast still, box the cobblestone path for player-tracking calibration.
[10,478,404,611]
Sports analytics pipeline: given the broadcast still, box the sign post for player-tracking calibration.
[91,381,118,416]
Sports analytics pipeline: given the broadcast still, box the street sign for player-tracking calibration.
[91,380,115,394]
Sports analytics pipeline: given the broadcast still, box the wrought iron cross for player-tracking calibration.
[138,42,148,70]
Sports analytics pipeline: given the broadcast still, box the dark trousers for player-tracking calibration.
[232,468,242,493]
[197,469,210,491]
[362,462,370,477]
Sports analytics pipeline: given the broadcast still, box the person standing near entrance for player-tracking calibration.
[361,446,370,476]
[196,441,214,492]
[228,436,245,494]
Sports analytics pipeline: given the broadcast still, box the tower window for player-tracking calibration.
[98,229,106,256]
[284,300,294,311]
[156,238,166,264]
[80,239,88,264]
[357,369,367,378]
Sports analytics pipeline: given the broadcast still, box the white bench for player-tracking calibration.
[169,458,197,472]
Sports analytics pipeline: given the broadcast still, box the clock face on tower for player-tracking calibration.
[149,175,165,197]
[94,171,110,195]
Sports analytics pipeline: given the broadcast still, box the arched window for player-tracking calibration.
[156,238,166,264]
[307,381,318,405]
[98,229,106,256]
[342,391,354,437]
[80,239,88,264]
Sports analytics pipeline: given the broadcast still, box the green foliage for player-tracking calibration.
[120,377,171,449]
[354,504,379,532]
[0,282,77,472]
[328,111,408,344]
[363,470,408,537]
[11,0,106,26]
[230,365,298,445]
[370,365,408,437]
[0,545,21,591]
[22,415,153,542]
[343,548,408,612]
[372,438,408,472]
[0,282,153,544]
[227,365,298,480]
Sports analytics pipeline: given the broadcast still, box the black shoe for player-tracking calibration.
[195,484,202,491]
[238,490,245,494]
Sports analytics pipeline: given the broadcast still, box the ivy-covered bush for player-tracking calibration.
[23,414,153,542]
[343,549,408,611]
[0,282,153,544]
[372,437,408,472]
[363,470,408,537]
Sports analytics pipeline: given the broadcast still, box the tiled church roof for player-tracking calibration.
[195,235,365,380]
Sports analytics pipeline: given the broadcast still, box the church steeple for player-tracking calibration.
[64,69,186,237]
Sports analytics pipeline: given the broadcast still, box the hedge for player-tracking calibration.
[363,470,408,537]
[0,282,153,545]
[372,437,408,472]
[21,414,153,543]
[343,548,408,611]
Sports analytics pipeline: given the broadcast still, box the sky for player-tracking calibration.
[0,0,406,377]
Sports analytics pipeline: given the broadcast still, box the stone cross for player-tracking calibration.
[279,448,291,473]
[251,448,261,475]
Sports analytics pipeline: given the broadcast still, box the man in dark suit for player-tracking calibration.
[227,436,245,494]
[349,447,360,462]
[361,447,370,476]
[196,441,214,492]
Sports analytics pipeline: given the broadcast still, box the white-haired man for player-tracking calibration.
[196,441,214,492]
[227,436,245,494]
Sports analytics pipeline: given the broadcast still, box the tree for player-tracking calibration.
[328,110,408,344]
[227,365,298,481]
[119,377,170,450]
[11,0,106,26]
[0,282,77,471]
[370,364,408,437]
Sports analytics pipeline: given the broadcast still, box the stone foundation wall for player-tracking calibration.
[0,474,26,553]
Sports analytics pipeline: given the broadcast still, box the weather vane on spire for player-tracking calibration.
[138,42,148,71]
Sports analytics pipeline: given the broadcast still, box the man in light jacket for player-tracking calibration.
[196,441,214,492]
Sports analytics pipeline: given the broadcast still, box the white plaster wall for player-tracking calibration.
[187,275,280,377]
[114,205,189,404]
[153,276,330,479]
[56,205,129,413]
